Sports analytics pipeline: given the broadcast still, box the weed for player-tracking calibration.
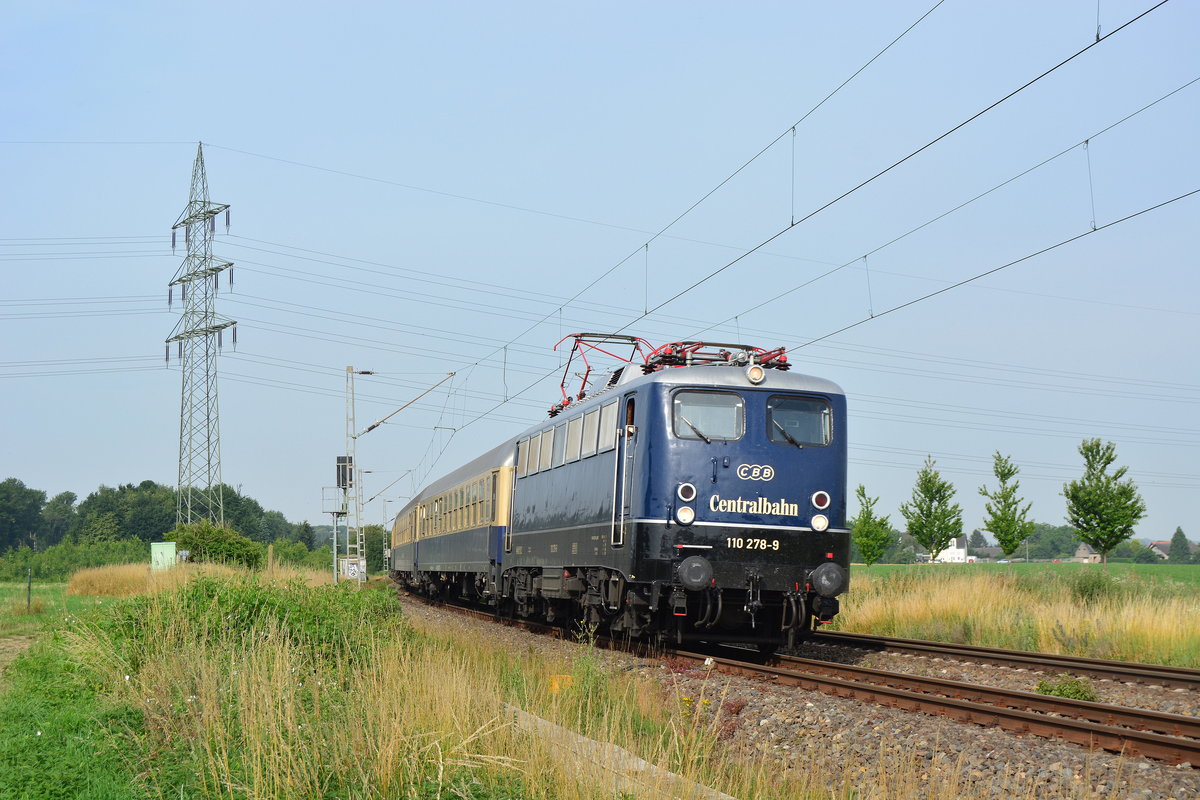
[1067,568,1123,604]
[1035,673,1099,702]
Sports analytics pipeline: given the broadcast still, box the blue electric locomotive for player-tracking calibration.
[388,336,850,650]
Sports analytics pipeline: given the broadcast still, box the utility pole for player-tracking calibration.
[336,371,454,583]
[344,367,373,583]
[166,143,235,526]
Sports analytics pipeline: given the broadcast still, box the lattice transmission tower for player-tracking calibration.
[165,143,236,526]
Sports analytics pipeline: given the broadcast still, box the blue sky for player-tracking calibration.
[2,1,1197,541]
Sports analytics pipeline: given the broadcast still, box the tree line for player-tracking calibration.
[851,438,1195,566]
[0,478,321,552]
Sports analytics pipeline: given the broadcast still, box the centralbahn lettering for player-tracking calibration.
[709,495,799,516]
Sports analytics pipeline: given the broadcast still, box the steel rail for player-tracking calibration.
[674,649,1200,766]
[404,593,1199,765]
[808,631,1200,689]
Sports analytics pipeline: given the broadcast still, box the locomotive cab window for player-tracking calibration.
[767,395,832,447]
[673,391,744,441]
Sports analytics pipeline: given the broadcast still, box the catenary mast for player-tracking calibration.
[166,143,236,526]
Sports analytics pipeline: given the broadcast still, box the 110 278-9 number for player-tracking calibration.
[726,537,780,551]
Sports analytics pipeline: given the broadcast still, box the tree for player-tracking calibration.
[1026,523,1077,561]
[979,452,1035,558]
[1063,439,1146,566]
[1167,527,1191,564]
[294,521,316,550]
[968,529,988,551]
[79,511,121,543]
[362,524,387,573]
[40,491,77,548]
[849,485,894,567]
[0,478,47,552]
[71,481,175,543]
[899,456,962,563]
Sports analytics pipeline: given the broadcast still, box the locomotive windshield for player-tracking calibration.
[767,395,831,447]
[673,391,744,441]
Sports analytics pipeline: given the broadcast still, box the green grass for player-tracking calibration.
[0,644,146,799]
[0,582,109,637]
[856,562,1200,591]
[0,576,551,799]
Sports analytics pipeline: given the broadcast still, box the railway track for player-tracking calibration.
[687,647,1200,766]
[407,594,1200,767]
[806,630,1200,690]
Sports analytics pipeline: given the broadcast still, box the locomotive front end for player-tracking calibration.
[641,366,850,650]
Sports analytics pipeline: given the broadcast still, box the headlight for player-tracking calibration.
[811,514,829,532]
[676,505,696,526]
[677,482,697,503]
[810,562,847,597]
[746,364,766,385]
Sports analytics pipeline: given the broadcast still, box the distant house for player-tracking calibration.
[974,546,1004,561]
[934,537,975,563]
[1073,542,1101,563]
[1147,541,1174,560]
[1149,540,1200,560]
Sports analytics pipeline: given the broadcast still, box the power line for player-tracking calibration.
[611,0,1172,335]
[795,187,1200,350]
[692,72,1200,335]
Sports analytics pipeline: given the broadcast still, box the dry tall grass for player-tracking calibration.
[837,568,1200,666]
[66,561,329,597]
[49,571,1145,799]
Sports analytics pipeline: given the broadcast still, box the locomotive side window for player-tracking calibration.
[528,432,543,475]
[516,438,529,477]
[552,422,568,467]
[581,409,600,457]
[565,415,583,462]
[673,391,744,441]
[540,428,555,471]
[598,401,619,452]
[767,395,832,447]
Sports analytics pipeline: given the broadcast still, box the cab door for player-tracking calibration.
[612,394,637,547]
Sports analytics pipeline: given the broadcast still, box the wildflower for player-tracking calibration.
[124,675,130,682]
[36,731,41,737]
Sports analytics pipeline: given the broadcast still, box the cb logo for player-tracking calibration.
[736,464,775,481]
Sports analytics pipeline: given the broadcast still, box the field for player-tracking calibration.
[0,563,1078,800]
[835,562,1200,667]
[2,561,1198,798]
[0,581,105,637]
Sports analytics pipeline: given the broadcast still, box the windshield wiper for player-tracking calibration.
[679,414,712,444]
[773,419,804,448]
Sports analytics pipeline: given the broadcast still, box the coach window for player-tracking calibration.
[766,395,831,447]
[565,415,583,462]
[581,409,600,458]
[673,391,744,441]
[552,422,568,467]
[598,401,618,452]
[540,428,555,471]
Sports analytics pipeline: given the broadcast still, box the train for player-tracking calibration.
[387,335,849,651]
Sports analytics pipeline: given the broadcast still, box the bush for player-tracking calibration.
[1035,674,1098,702]
[167,520,263,568]
[1067,568,1123,604]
